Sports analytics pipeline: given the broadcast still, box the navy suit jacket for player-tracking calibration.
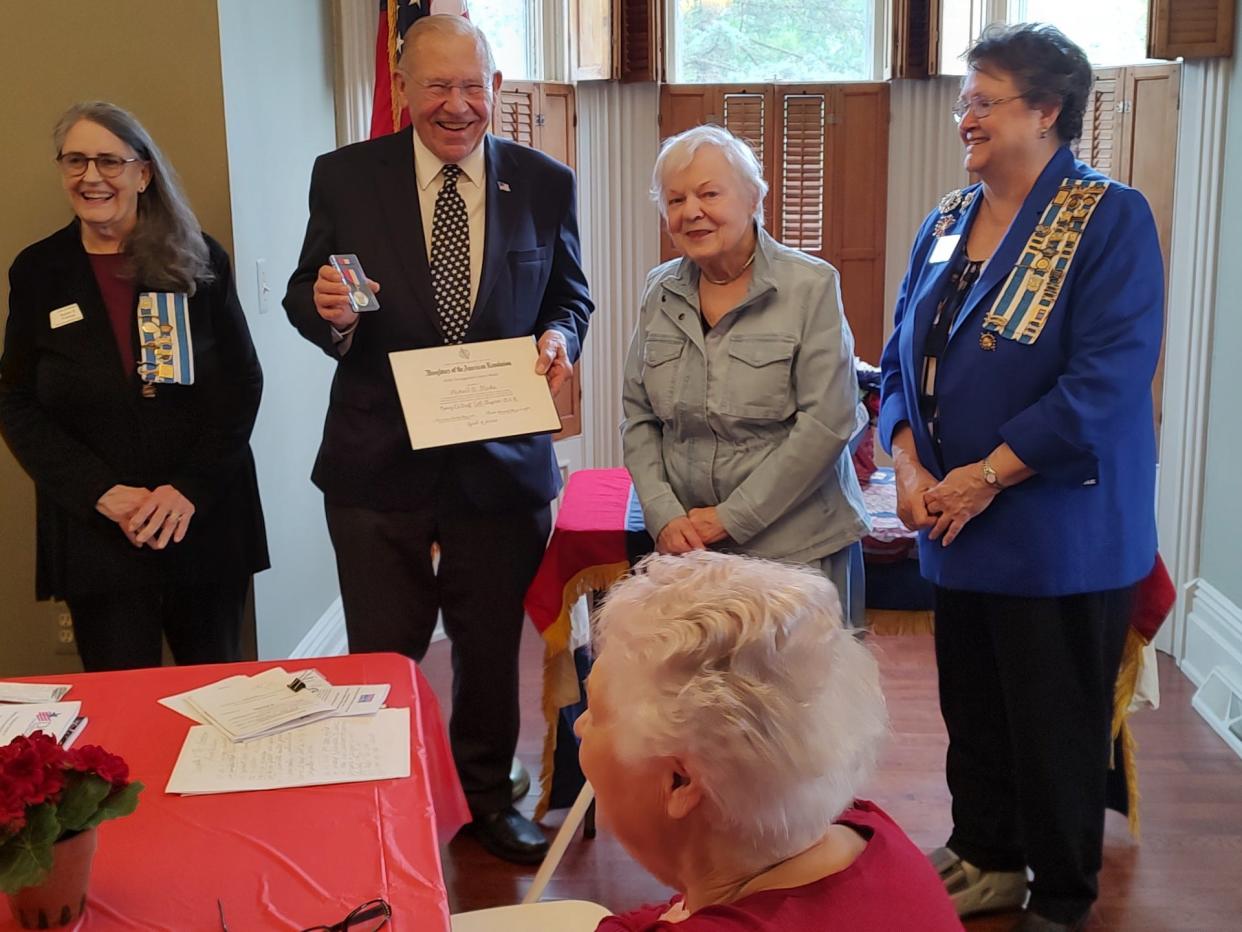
[284,129,593,512]
[879,147,1162,597]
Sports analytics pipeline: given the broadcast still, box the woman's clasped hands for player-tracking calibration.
[96,483,195,550]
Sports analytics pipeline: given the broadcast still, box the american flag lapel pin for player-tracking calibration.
[498,181,511,192]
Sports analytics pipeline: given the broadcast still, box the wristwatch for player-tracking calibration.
[981,458,1005,490]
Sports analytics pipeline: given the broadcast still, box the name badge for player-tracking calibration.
[928,234,960,265]
[49,304,84,329]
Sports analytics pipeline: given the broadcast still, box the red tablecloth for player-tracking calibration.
[2,653,469,931]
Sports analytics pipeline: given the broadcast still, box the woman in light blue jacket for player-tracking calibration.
[622,125,868,619]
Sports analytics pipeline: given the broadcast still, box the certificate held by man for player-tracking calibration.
[389,336,562,450]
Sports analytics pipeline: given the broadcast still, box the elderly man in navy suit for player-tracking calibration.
[284,14,593,864]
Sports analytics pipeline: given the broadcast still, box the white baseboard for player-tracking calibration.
[1181,579,1242,686]
[1181,579,1242,761]
[289,597,446,659]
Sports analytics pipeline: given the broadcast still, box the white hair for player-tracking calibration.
[650,125,769,226]
[594,551,888,865]
[400,13,497,78]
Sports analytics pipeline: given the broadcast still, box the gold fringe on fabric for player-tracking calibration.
[533,560,632,820]
[1111,626,1148,839]
[867,609,935,636]
[387,0,400,130]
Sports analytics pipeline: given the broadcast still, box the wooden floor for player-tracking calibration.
[422,630,1242,930]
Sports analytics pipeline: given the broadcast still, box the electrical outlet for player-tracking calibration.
[54,609,77,655]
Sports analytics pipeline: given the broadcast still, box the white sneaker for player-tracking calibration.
[928,846,1028,917]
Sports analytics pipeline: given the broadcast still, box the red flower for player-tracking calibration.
[0,733,67,808]
[67,744,129,788]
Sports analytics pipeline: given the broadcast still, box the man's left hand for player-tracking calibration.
[923,463,1000,547]
[687,507,729,546]
[535,330,572,395]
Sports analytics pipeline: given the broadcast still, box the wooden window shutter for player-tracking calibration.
[494,84,537,148]
[537,83,578,171]
[722,91,768,177]
[570,0,612,80]
[892,0,941,78]
[1148,0,1236,59]
[778,93,827,253]
[619,0,662,82]
[829,84,890,365]
[1075,69,1121,176]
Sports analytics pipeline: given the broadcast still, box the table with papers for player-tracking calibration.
[0,653,470,932]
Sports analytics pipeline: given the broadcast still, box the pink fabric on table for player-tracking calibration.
[2,653,468,932]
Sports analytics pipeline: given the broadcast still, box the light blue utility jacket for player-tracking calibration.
[622,228,869,563]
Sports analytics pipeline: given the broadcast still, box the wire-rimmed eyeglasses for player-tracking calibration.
[951,94,1025,124]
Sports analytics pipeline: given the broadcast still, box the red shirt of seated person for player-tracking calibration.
[597,801,961,931]
[576,550,961,932]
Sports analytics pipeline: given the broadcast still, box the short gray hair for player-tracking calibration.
[594,551,888,865]
[54,102,212,294]
[650,125,768,226]
[400,13,497,79]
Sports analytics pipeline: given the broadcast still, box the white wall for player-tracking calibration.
[883,77,968,334]
[216,0,342,659]
[576,81,661,470]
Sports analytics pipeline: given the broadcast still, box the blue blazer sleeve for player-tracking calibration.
[878,210,938,454]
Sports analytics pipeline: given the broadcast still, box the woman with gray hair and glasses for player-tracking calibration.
[579,551,961,930]
[0,101,268,671]
[622,125,868,622]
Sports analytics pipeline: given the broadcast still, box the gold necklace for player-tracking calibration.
[701,250,756,286]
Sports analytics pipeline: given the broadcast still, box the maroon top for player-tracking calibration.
[87,252,136,377]
[596,801,963,932]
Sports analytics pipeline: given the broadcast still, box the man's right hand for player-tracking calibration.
[313,264,380,330]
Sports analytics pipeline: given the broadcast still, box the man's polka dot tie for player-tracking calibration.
[430,163,471,344]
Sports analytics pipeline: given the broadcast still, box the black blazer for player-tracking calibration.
[284,130,594,512]
[0,222,269,600]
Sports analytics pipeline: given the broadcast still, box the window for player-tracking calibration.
[668,0,880,83]
[939,0,1153,73]
[470,0,538,79]
[1014,0,1151,65]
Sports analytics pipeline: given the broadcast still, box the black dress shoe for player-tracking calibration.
[470,806,549,865]
[510,757,532,801]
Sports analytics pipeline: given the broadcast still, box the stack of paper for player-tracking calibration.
[0,682,72,703]
[0,701,82,746]
[159,667,390,742]
[165,707,411,795]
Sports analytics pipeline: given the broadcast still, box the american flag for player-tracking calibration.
[370,0,471,139]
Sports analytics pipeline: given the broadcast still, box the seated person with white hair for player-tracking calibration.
[578,551,962,931]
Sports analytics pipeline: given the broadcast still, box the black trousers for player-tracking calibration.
[325,497,551,818]
[65,578,248,672]
[934,584,1133,925]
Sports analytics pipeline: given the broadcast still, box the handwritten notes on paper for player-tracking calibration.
[165,707,410,795]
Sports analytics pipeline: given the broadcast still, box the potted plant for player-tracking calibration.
[0,732,143,928]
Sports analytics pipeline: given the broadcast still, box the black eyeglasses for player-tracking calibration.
[55,152,144,178]
[300,899,391,932]
[218,897,390,932]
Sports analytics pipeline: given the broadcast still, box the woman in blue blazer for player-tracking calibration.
[878,25,1163,932]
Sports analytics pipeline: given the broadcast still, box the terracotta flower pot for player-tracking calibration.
[6,827,98,929]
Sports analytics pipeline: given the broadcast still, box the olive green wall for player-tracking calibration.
[0,1,232,675]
